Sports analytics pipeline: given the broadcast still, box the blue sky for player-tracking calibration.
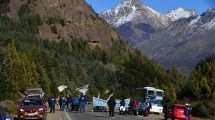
[85,0,215,14]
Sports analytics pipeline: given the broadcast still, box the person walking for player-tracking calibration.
[107,96,116,117]
[48,96,56,113]
[79,94,87,112]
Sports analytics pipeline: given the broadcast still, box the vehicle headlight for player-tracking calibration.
[20,109,24,112]
[38,108,43,111]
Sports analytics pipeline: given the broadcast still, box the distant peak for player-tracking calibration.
[207,8,215,13]
[175,7,186,11]
[166,7,197,21]
[122,0,142,6]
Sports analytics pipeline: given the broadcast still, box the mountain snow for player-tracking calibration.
[101,0,169,27]
[203,18,215,30]
[189,15,201,25]
[101,0,198,28]
[101,0,139,26]
[114,9,141,27]
[166,8,197,21]
[145,6,161,17]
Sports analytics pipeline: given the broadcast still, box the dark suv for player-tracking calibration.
[17,98,47,120]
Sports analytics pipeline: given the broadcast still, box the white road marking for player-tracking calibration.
[65,112,72,120]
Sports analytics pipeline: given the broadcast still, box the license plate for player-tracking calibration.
[28,113,36,116]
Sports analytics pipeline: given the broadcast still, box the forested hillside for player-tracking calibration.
[0,0,186,111]
[0,12,183,101]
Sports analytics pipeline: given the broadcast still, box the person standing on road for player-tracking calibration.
[49,96,56,113]
[60,96,67,111]
[67,96,73,112]
[185,104,192,120]
[107,96,116,117]
[79,94,87,112]
[72,96,80,111]
[119,97,126,115]
[59,97,62,111]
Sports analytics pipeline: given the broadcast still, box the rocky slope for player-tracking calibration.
[5,0,120,48]
[141,9,215,73]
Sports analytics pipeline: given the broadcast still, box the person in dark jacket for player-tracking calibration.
[67,96,73,112]
[119,97,126,115]
[79,94,87,112]
[60,96,67,111]
[48,96,56,113]
[185,104,192,120]
[72,96,80,111]
[0,112,5,120]
[107,96,116,117]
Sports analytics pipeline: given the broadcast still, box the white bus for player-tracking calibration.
[136,87,164,114]
[138,87,164,97]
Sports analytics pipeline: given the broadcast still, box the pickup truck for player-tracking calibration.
[17,97,47,120]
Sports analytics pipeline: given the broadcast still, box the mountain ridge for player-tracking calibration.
[101,0,215,73]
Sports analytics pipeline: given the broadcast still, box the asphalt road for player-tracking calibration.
[47,111,164,120]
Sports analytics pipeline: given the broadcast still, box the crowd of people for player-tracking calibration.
[46,94,194,119]
[47,93,88,113]
[107,96,152,117]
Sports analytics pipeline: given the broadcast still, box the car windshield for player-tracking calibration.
[23,99,43,105]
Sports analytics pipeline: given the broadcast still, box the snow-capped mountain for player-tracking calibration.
[189,9,215,30]
[101,0,215,74]
[140,8,215,74]
[101,0,139,27]
[166,8,197,21]
[101,0,169,28]
[101,0,170,46]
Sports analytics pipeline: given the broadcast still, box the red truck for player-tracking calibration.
[17,97,47,120]
[166,104,192,120]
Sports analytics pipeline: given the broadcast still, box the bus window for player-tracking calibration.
[156,91,163,96]
[148,90,155,96]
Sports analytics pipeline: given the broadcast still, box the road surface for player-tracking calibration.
[47,111,164,120]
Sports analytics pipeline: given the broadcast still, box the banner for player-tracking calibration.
[92,97,130,109]
[93,97,107,107]
[57,85,68,92]
[76,84,89,95]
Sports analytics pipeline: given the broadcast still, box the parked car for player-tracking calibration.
[17,98,47,120]
[166,104,192,120]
